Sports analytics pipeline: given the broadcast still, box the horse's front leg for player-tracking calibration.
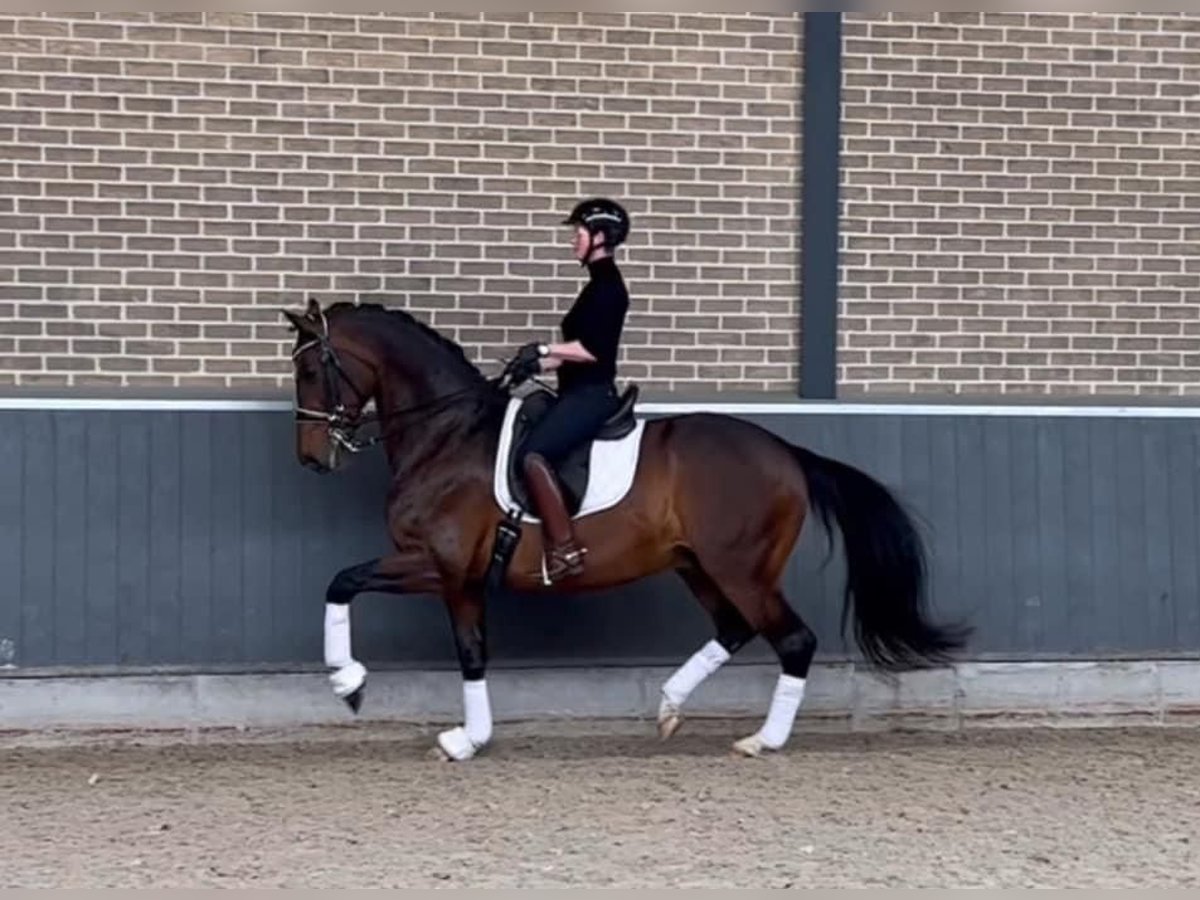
[323,551,442,713]
[431,591,492,763]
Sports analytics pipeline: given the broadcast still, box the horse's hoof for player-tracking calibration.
[657,697,682,740]
[732,734,768,758]
[658,712,682,740]
[428,744,452,762]
[330,662,367,713]
[436,726,479,762]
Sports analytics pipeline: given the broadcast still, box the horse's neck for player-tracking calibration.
[375,362,473,416]
[374,321,479,404]
[373,361,491,470]
[351,318,496,472]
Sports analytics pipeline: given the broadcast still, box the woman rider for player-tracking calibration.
[507,197,632,583]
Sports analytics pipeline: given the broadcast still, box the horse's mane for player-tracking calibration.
[325,300,490,386]
[323,300,508,439]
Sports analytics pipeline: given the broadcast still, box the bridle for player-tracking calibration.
[290,310,504,455]
[291,311,378,454]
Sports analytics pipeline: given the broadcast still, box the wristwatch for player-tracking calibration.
[536,343,550,357]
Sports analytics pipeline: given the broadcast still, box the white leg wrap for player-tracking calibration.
[437,679,493,761]
[462,679,493,747]
[324,603,366,698]
[324,602,353,669]
[661,639,731,710]
[757,673,806,749]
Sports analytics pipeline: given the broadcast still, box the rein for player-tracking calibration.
[291,316,503,454]
[320,381,498,454]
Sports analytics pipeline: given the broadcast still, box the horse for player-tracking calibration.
[282,297,970,761]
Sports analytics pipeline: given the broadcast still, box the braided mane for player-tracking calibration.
[324,300,490,385]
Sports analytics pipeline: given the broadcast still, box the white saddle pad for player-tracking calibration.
[492,395,646,524]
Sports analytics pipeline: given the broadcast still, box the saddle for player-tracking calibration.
[504,383,639,517]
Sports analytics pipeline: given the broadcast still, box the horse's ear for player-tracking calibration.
[305,297,322,320]
[281,309,313,334]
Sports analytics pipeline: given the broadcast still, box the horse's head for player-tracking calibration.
[282,298,380,474]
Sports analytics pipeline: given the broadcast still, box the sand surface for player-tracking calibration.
[2,719,1198,888]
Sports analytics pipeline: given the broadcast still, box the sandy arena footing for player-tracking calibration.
[1,719,1199,888]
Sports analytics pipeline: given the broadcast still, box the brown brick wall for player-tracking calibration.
[840,12,1200,397]
[0,12,802,394]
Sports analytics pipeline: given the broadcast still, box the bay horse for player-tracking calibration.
[282,298,969,761]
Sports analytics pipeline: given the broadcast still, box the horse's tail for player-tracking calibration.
[789,443,971,672]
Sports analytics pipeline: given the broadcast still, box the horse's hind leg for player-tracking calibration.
[728,589,816,758]
[688,553,817,756]
[658,565,758,739]
[665,415,817,754]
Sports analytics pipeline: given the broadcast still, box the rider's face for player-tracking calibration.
[572,225,605,262]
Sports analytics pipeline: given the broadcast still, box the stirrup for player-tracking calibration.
[539,545,587,586]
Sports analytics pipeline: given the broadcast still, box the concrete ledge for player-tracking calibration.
[3,660,1200,738]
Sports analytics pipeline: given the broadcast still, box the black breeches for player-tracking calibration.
[517,382,620,469]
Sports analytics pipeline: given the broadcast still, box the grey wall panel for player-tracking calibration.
[2,407,1199,673]
[0,416,22,666]
[1167,426,1200,645]
[21,414,54,665]
[757,413,1186,661]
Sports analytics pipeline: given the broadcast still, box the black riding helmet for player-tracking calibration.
[562,197,630,262]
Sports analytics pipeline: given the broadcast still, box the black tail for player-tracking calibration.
[791,443,971,671]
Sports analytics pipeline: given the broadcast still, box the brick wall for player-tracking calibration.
[839,12,1200,397]
[0,12,802,394]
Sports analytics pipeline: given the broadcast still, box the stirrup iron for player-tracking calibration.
[540,545,587,586]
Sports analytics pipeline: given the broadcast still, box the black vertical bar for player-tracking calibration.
[800,12,841,399]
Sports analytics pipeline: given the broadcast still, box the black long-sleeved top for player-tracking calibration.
[557,256,628,393]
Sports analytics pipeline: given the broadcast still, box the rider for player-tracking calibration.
[509,197,632,582]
